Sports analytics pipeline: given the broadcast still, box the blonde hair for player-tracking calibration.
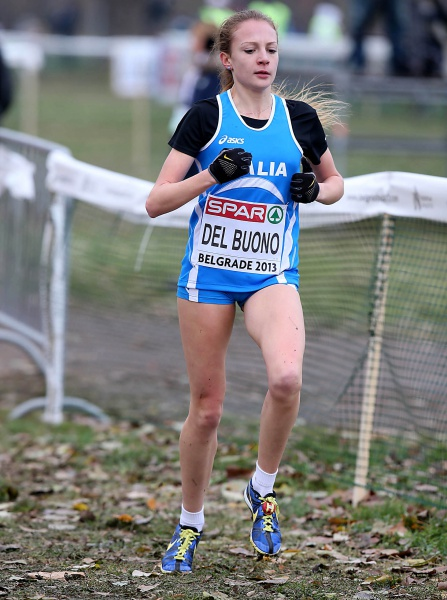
[214,10,346,131]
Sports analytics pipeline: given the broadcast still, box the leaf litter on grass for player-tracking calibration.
[0,414,445,599]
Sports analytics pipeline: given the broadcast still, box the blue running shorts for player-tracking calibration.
[177,283,298,310]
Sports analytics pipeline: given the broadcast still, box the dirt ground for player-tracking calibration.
[0,304,268,425]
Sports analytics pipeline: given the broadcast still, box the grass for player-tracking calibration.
[3,61,172,182]
[0,413,446,599]
[68,203,187,312]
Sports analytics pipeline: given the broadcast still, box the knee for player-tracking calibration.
[268,367,302,403]
[190,393,223,432]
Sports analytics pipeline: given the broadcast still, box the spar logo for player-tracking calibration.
[218,134,245,145]
[206,197,269,222]
[267,205,284,224]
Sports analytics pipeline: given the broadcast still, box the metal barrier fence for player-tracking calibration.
[0,128,109,423]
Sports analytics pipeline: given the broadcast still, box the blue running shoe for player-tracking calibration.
[161,524,202,573]
[243,479,281,555]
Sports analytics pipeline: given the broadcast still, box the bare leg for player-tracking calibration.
[177,298,235,512]
[244,285,305,474]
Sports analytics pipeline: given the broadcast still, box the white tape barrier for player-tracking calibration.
[45,150,447,228]
[45,150,194,227]
[0,144,36,200]
[300,170,447,226]
[1,39,45,72]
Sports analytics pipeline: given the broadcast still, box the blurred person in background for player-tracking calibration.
[409,0,447,77]
[247,1,292,37]
[348,0,411,76]
[308,2,344,41]
[146,9,344,573]
[199,0,235,27]
[145,0,175,34]
[168,20,220,134]
[0,45,13,122]
[45,0,79,35]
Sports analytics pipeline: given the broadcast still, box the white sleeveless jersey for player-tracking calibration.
[178,90,304,292]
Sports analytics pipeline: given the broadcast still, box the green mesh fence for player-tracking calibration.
[62,202,447,507]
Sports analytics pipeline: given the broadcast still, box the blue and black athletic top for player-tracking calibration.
[169,89,327,293]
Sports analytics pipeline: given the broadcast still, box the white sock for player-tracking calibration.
[252,461,278,497]
[180,505,205,532]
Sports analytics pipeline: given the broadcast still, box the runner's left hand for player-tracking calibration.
[290,157,320,203]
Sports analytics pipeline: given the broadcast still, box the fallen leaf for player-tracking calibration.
[221,479,246,501]
[138,583,162,592]
[332,532,350,543]
[225,465,253,479]
[79,510,96,522]
[224,579,253,587]
[146,497,157,510]
[228,547,253,556]
[402,575,418,586]
[405,558,432,568]
[116,513,133,522]
[107,514,134,527]
[132,569,159,577]
[361,574,393,585]
[304,536,332,547]
[414,484,439,493]
[48,523,76,531]
[0,545,20,552]
[27,571,85,580]
[257,576,289,585]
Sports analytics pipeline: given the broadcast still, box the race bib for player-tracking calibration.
[195,195,285,275]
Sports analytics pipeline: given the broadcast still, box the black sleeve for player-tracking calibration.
[169,98,219,157]
[286,99,328,165]
[168,96,328,166]
[0,49,13,117]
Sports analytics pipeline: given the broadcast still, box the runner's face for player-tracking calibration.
[225,19,278,91]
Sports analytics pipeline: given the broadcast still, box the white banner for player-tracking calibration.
[46,151,447,228]
[45,150,197,227]
[110,38,162,98]
[46,150,152,216]
[0,145,36,200]
[300,171,447,226]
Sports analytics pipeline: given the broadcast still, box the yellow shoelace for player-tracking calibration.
[174,528,200,561]
[258,496,280,533]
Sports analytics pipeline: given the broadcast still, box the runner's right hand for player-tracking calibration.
[208,148,252,184]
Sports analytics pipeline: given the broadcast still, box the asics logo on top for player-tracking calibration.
[219,134,245,145]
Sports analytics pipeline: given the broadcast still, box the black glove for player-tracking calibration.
[290,157,320,203]
[208,147,252,184]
